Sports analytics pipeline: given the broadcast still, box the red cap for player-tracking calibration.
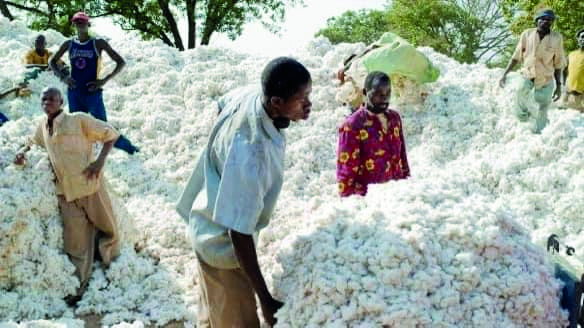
[71,12,90,23]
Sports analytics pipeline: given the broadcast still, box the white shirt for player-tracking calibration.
[176,87,286,269]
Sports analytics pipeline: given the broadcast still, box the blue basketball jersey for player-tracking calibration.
[69,38,100,91]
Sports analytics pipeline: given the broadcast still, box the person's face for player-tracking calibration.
[74,21,90,34]
[272,81,313,121]
[365,81,391,113]
[35,37,46,52]
[536,17,553,33]
[41,91,63,116]
[578,32,584,48]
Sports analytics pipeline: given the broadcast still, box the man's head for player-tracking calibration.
[363,71,391,113]
[261,57,312,125]
[71,11,91,35]
[34,35,46,53]
[577,28,584,49]
[535,9,555,34]
[41,87,63,116]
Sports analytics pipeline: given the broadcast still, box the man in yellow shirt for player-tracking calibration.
[14,87,121,306]
[562,28,584,111]
[499,9,566,133]
[24,34,51,66]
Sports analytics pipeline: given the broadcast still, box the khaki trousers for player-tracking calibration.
[196,254,260,328]
[57,187,120,295]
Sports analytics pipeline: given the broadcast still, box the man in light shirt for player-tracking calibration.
[14,87,121,306]
[499,9,566,133]
[176,57,312,327]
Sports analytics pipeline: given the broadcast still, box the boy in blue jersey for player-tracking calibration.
[50,12,139,155]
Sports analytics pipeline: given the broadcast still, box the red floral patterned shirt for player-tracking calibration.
[336,106,410,197]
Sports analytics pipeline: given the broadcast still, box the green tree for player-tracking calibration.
[317,0,512,64]
[501,0,584,52]
[3,0,101,36]
[315,9,389,45]
[388,0,511,64]
[0,0,15,20]
[2,0,301,50]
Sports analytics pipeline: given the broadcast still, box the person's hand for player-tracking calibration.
[499,75,507,88]
[14,153,26,166]
[260,296,284,327]
[63,77,76,88]
[87,79,105,92]
[553,84,562,101]
[337,67,346,83]
[82,161,103,180]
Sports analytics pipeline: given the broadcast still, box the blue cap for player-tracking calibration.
[534,9,556,21]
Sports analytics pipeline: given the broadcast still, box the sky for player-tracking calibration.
[93,0,388,56]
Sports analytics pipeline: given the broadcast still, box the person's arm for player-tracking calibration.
[50,41,75,88]
[553,37,567,101]
[79,114,120,180]
[14,124,44,165]
[500,59,519,88]
[82,139,114,180]
[398,117,410,178]
[500,33,525,88]
[553,68,562,101]
[229,230,283,326]
[88,39,126,91]
[563,57,569,86]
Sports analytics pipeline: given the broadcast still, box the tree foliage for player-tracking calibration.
[389,0,511,64]
[500,0,584,52]
[3,0,102,36]
[317,0,513,64]
[315,9,389,45]
[0,0,301,50]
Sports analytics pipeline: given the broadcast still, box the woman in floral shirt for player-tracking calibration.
[337,71,410,197]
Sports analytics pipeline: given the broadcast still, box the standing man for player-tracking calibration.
[562,28,584,111]
[499,9,566,133]
[14,87,121,305]
[50,11,139,154]
[176,57,312,327]
[336,71,410,197]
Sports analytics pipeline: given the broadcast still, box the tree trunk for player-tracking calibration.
[158,0,184,51]
[200,0,238,45]
[186,0,196,49]
[200,26,213,45]
[0,0,14,20]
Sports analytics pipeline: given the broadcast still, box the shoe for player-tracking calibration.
[128,144,140,155]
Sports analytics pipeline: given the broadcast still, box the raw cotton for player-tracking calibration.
[1,16,582,327]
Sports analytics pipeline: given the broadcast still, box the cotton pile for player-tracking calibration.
[1,15,583,327]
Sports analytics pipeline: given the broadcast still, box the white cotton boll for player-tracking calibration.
[3,13,581,328]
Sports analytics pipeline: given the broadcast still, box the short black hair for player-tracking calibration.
[364,71,390,91]
[261,57,311,101]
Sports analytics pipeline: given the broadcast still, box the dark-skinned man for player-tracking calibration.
[176,57,312,327]
[50,11,139,155]
[14,87,121,306]
[499,9,566,133]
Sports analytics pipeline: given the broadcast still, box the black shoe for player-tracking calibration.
[64,294,82,307]
[127,144,140,155]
